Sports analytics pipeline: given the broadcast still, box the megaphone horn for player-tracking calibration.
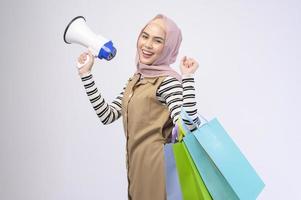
[63,16,117,67]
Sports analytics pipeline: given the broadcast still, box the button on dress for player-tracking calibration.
[121,73,173,200]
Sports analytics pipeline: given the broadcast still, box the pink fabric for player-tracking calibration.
[134,14,182,82]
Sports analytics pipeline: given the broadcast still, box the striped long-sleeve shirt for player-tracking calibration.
[80,72,201,131]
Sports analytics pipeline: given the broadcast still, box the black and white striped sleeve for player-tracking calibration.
[80,72,126,125]
[157,75,201,131]
[182,74,202,129]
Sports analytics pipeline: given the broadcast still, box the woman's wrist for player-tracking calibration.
[182,73,194,78]
[78,70,92,78]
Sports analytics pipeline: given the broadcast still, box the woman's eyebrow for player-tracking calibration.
[142,32,164,41]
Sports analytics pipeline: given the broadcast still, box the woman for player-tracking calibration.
[77,14,201,200]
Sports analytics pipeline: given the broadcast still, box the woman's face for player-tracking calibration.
[137,19,166,65]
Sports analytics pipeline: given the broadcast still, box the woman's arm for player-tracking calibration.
[157,55,202,131]
[77,51,127,125]
[80,72,126,125]
[180,56,201,129]
[181,74,202,128]
[157,75,201,131]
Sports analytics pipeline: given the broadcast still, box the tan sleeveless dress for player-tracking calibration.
[121,73,174,200]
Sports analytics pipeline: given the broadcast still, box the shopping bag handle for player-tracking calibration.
[171,108,209,142]
[171,123,178,143]
[180,107,209,128]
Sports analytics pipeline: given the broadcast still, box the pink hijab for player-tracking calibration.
[134,14,182,82]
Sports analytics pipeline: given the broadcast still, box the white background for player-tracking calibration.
[0,0,300,199]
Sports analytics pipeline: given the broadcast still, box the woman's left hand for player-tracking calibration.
[180,56,199,75]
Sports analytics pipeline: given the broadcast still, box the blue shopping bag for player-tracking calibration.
[179,109,265,200]
[164,125,183,200]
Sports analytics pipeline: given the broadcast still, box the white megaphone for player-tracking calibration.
[63,16,117,68]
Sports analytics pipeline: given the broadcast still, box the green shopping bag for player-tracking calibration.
[172,135,212,200]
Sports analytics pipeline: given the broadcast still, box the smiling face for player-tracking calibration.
[137,18,166,65]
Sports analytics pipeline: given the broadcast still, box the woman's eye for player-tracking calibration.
[142,35,148,39]
[156,40,162,43]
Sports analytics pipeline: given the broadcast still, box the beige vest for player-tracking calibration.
[121,73,173,200]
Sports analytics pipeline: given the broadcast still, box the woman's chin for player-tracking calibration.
[141,61,153,65]
[139,57,154,65]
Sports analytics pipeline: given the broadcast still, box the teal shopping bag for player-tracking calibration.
[179,109,265,200]
[182,132,239,200]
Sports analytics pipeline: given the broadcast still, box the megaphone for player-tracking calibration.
[63,16,117,68]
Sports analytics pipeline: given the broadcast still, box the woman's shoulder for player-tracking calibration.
[158,76,182,93]
[160,75,181,85]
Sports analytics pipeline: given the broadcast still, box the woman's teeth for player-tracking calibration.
[142,50,154,57]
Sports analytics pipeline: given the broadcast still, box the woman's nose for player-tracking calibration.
[144,39,153,49]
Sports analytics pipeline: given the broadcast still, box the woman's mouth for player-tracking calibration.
[142,49,154,58]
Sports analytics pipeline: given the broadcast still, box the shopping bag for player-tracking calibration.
[173,141,212,200]
[181,126,239,199]
[164,125,183,200]
[179,109,265,200]
[164,124,212,200]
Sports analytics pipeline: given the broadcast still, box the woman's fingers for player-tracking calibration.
[181,56,199,69]
[78,56,83,63]
[78,52,89,64]
[186,58,198,68]
[87,50,93,58]
[82,53,88,60]
[186,57,195,67]
[191,58,198,68]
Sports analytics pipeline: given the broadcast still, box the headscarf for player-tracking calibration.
[134,14,182,82]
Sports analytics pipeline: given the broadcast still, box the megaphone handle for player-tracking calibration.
[77,55,90,69]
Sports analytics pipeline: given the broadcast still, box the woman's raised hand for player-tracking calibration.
[180,56,199,76]
[77,50,95,76]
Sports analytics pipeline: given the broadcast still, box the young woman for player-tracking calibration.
[77,14,201,200]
